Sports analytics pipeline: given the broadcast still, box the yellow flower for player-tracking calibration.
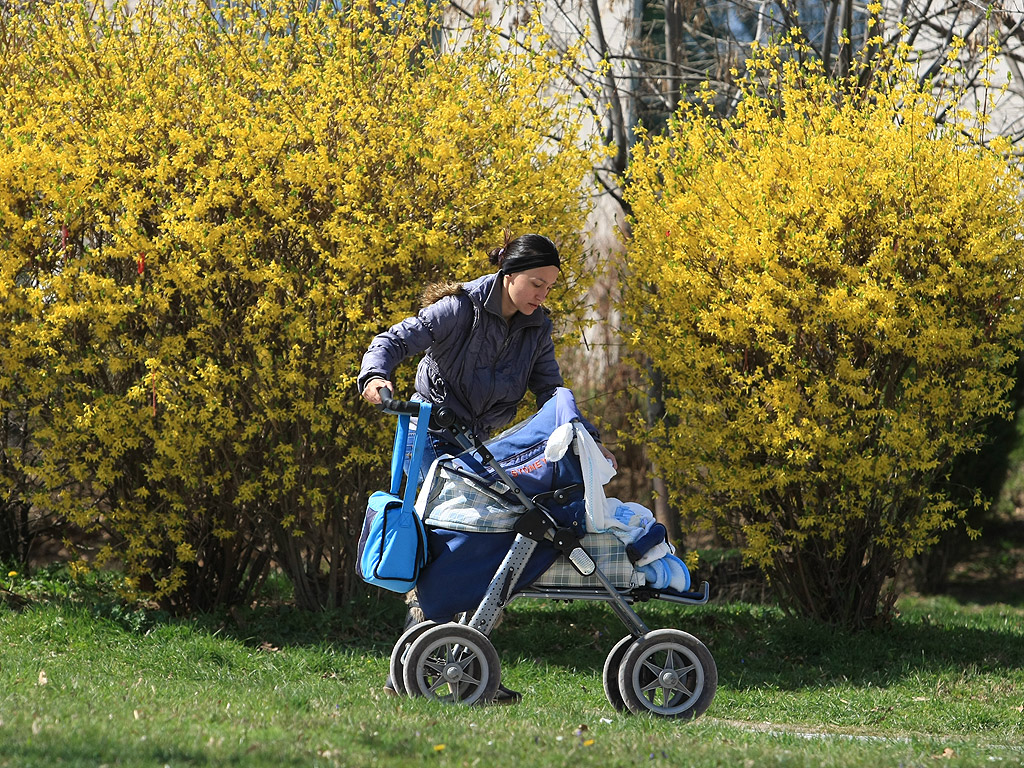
[7,571,17,578]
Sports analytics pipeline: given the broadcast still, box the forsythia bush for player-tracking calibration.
[0,0,596,609]
[623,30,1024,627]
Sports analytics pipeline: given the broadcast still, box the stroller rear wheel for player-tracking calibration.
[617,629,717,719]
[402,622,501,705]
[389,621,437,697]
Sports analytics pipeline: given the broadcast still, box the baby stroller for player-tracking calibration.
[377,387,717,719]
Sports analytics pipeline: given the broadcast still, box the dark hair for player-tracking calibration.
[488,232,561,274]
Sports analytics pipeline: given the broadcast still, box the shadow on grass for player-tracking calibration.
[939,578,1024,608]
[0,732,316,768]
[485,595,1024,693]
[6,580,412,657]
[188,588,412,655]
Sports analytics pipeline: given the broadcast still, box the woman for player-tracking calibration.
[358,232,615,470]
[358,232,615,705]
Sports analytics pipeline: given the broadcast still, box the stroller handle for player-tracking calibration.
[376,386,461,433]
[377,387,421,417]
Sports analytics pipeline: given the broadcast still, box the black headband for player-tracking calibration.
[498,247,561,275]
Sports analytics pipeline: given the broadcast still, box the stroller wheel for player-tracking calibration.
[402,622,501,706]
[617,629,717,719]
[602,635,635,712]
[389,621,437,697]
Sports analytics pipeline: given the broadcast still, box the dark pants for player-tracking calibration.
[403,417,463,481]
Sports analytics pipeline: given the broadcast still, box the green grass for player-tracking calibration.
[1,568,1023,767]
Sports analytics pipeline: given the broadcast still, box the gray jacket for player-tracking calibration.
[358,272,565,438]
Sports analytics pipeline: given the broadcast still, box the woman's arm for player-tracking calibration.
[357,315,431,398]
[357,294,466,402]
[527,332,564,407]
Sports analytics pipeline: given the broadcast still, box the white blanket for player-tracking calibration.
[544,421,616,531]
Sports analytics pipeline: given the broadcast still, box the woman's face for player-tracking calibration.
[503,266,560,318]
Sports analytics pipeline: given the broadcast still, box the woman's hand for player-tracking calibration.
[361,378,393,405]
[599,442,618,471]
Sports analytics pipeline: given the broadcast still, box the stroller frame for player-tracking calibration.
[378,389,718,719]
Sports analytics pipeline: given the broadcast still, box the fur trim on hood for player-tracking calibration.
[420,281,464,308]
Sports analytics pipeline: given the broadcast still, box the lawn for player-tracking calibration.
[1,568,1022,767]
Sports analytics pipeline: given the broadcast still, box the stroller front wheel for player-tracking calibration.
[602,635,635,712]
[617,629,717,719]
[402,622,501,705]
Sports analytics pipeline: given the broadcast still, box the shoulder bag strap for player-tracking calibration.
[389,401,433,506]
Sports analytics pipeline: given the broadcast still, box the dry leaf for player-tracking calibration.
[37,670,48,686]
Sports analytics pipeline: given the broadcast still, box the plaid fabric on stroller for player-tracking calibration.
[378,387,717,719]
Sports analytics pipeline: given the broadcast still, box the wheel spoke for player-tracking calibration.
[671,677,695,697]
[427,676,450,696]
[640,658,662,679]
[451,650,483,685]
[445,680,464,702]
[640,677,661,694]
[639,655,666,698]
[422,655,447,676]
[666,649,697,678]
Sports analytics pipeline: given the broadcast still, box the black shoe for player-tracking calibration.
[488,683,522,705]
